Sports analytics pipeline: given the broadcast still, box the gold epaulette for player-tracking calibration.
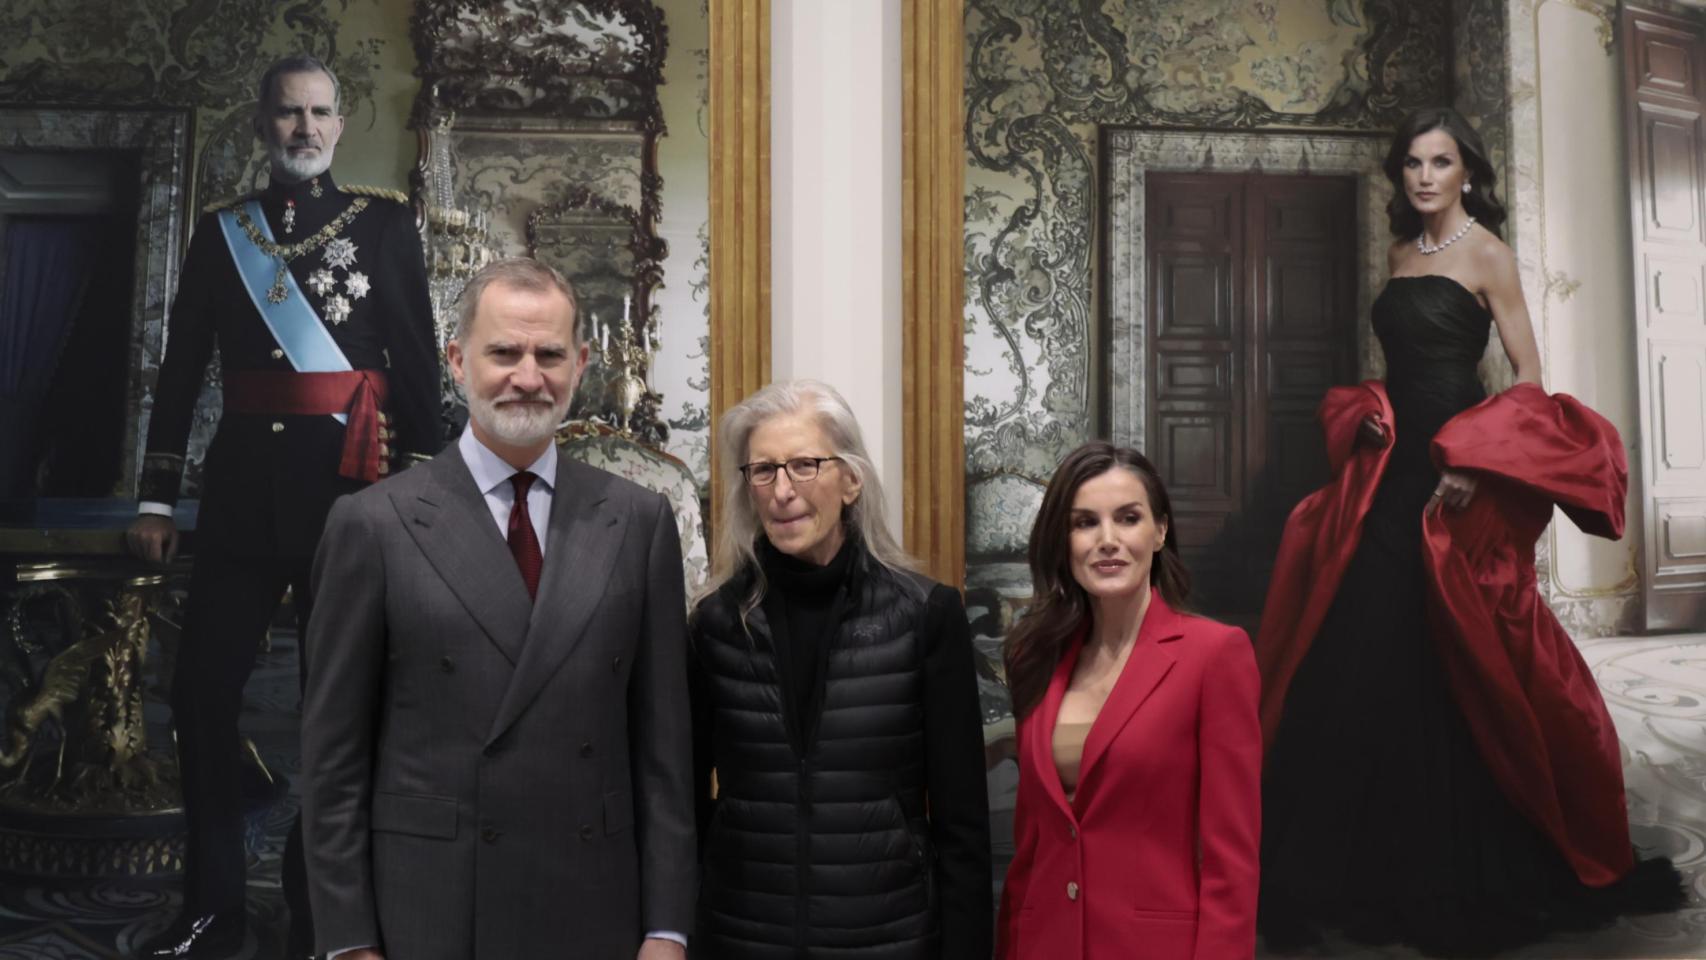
[340,184,410,205]
[202,193,257,214]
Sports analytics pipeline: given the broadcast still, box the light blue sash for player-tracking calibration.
[218,200,351,423]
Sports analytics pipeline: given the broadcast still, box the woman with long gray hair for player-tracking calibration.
[687,379,992,959]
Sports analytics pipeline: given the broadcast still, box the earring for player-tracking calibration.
[1462,182,1471,194]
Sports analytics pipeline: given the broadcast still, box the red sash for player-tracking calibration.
[223,370,390,483]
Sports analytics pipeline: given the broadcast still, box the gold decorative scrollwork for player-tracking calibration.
[1,575,179,815]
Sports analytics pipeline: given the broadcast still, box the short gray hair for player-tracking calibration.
[452,257,580,342]
[700,379,916,611]
[255,54,342,116]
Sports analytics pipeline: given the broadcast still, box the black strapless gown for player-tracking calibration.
[1258,276,1680,957]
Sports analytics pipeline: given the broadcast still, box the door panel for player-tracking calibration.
[1145,172,1357,619]
[1250,179,1358,607]
[1625,5,1706,630]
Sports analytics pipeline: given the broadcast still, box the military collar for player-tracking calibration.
[263,170,338,208]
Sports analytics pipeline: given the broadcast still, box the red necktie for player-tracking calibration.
[508,472,543,600]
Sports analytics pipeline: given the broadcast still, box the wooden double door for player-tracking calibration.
[1143,172,1359,622]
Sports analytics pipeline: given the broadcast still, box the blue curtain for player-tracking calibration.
[0,218,101,399]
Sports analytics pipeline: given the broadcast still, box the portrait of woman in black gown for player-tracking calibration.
[1257,107,1684,956]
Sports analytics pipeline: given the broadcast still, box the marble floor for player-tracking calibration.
[1,632,1704,958]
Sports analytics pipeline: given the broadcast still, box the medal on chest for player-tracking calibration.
[235,197,369,307]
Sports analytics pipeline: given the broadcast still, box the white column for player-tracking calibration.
[1534,4,1640,602]
[771,0,905,538]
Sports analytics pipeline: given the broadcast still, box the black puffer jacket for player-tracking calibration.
[689,541,991,959]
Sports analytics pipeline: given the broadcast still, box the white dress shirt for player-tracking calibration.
[458,424,556,553]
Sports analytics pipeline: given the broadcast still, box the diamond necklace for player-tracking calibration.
[1417,216,1476,255]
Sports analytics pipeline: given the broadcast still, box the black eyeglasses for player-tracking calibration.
[739,456,843,487]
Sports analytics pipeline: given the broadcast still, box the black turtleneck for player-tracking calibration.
[758,535,856,732]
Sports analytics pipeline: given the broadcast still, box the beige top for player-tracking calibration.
[1052,721,1094,802]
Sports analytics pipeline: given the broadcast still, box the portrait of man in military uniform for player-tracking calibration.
[125,54,441,960]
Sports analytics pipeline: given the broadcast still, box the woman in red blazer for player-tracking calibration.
[998,442,1261,960]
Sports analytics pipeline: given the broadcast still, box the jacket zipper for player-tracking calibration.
[796,753,811,957]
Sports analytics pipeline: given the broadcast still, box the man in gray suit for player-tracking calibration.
[300,257,694,959]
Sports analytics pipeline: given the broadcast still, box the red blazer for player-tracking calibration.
[1256,381,1635,888]
[998,595,1261,960]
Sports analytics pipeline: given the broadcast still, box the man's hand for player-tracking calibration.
[1357,412,1390,449]
[637,938,687,960]
[126,515,180,565]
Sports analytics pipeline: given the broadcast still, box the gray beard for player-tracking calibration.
[269,144,333,184]
[467,392,569,448]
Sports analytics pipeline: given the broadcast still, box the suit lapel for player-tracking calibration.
[485,457,626,746]
[1030,625,1085,824]
[393,453,532,664]
[1075,594,1182,799]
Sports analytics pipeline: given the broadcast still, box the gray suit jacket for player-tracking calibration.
[301,449,696,959]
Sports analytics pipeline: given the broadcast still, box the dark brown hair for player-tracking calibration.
[1002,442,1191,720]
[1384,106,1506,240]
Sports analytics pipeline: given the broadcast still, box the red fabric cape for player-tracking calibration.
[1255,380,1634,887]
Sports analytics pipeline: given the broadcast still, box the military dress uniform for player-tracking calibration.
[139,173,439,946]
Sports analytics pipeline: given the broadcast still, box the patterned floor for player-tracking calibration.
[2,632,1703,958]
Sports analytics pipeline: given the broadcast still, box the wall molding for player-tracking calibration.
[902,0,967,588]
[708,0,772,524]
